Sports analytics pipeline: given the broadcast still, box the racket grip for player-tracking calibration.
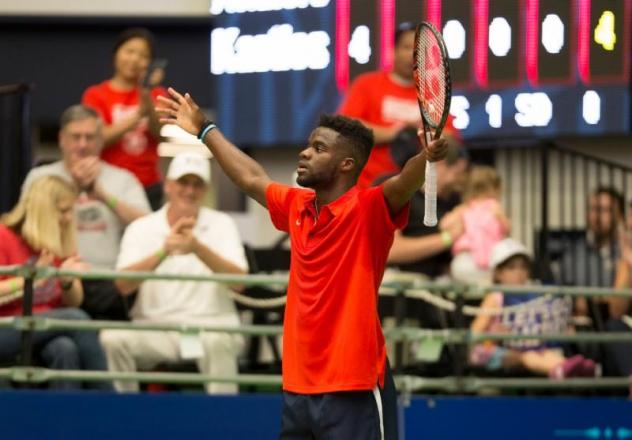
[423,160,438,227]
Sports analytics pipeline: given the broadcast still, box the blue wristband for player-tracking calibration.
[198,121,217,140]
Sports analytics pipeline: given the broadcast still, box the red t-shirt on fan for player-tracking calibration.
[266,183,409,394]
[0,225,63,317]
[82,81,168,187]
[339,71,460,188]
[339,71,420,188]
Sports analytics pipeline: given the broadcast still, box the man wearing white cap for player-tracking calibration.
[100,151,249,394]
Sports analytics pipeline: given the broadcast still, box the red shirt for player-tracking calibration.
[82,81,168,187]
[266,183,409,393]
[339,72,419,188]
[0,225,62,317]
[339,72,461,188]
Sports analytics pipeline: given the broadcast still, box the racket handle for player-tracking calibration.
[423,160,438,226]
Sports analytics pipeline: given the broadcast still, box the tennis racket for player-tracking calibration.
[413,21,452,227]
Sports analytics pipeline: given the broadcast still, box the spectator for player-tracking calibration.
[338,22,458,188]
[387,140,469,279]
[610,227,632,319]
[100,152,248,394]
[554,187,626,375]
[22,104,151,321]
[82,27,168,210]
[558,187,624,321]
[443,166,510,285]
[558,187,624,289]
[604,226,632,396]
[0,176,112,390]
[470,238,598,379]
[379,141,467,374]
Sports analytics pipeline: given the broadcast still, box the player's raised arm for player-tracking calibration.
[382,133,447,214]
[157,87,272,207]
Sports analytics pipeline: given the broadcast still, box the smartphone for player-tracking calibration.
[142,58,168,88]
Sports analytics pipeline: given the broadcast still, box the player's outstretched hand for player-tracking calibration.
[156,87,207,136]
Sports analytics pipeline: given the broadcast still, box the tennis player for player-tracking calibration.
[157,88,447,440]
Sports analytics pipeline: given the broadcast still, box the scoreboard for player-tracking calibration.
[210,0,631,146]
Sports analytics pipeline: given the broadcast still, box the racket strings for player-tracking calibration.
[415,28,447,126]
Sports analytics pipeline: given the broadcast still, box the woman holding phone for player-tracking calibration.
[82,27,168,210]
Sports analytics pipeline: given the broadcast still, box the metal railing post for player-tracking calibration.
[453,285,466,393]
[394,283,406,375]
[538,143,551,282]
[19,262,36,387]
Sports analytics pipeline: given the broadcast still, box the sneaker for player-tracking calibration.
[577,358,599,377]
[549,355,584,380]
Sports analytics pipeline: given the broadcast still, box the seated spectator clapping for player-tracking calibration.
[100,152,248,394]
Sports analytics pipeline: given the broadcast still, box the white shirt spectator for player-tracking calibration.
[117,204,248,324]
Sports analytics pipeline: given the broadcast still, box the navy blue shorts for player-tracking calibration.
[279,361,398,440]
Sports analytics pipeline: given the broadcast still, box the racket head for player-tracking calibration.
[413,22,452,139]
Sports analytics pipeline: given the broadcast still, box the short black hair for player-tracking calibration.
[112,27,155,60]
[593,186,625,217]
[318,114,374,175]
[395,22,416,46]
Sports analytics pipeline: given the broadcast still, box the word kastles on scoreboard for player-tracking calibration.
[211,25,331,74]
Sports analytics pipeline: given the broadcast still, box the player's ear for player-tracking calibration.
[340,157,356,173]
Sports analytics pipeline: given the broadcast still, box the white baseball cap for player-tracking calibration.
[167,152,211,183]
[489,238,532,270]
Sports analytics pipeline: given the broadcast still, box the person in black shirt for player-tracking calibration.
[385,136,469,278]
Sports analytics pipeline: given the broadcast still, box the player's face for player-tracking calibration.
[114,37,152,82]
[59,117,103,163]
[296,127,343,189]
[165,174,207,216]
[494,256,530,285]
[393,30,415,81]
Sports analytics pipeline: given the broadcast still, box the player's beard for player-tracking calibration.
[296,167,336,189]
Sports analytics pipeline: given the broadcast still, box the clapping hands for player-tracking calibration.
[164,217,198,255]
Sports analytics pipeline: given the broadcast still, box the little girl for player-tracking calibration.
[469,238,598,379]
[441,165,510,284]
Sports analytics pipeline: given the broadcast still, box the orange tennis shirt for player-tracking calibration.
[266,183,409,394]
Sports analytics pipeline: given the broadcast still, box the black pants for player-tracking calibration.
[280,360,398,440]
[80,280,133,321]
[0,308,113,391]
[604,319,632,376]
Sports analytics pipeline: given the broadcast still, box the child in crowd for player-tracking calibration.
[441,165,510,284]
[469,238,598,379]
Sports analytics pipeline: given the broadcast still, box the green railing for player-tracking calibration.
[1,264,631,393]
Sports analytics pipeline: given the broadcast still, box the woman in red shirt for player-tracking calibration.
[0,176,112,390]
[82,28,167,210]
